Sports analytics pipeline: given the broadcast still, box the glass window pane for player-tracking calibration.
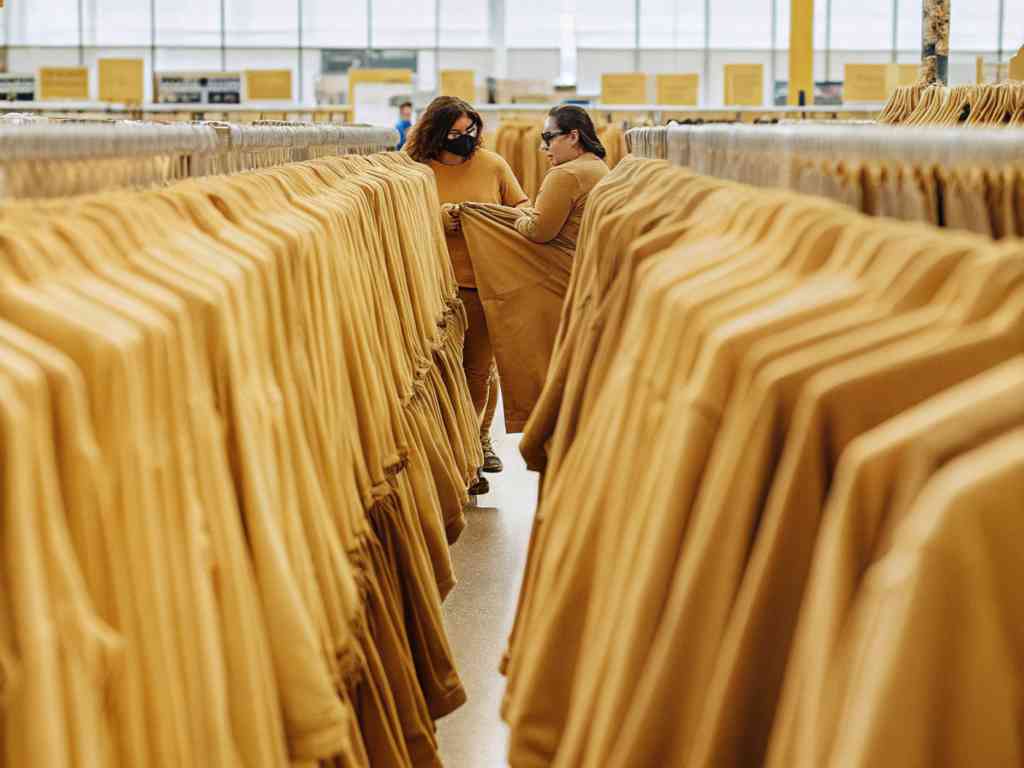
[1004,4,1024,55]
[155,0,221,46]
[440,0,489,46]
[639,0,704,49]
[303,0,368,48]
[896,0,923,52]
[506,0,562,47]
[710,0,771,49]
[85,0,152,46]
[576,0,634,48]
[372,0,436,48]
[950,0,999,52]
[8,0,78,45]
[226,0,297,46]
[831,0,892,50]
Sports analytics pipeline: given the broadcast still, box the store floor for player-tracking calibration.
[437,404,537,768]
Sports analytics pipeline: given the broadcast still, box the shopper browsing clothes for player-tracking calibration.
[405,96,529,496]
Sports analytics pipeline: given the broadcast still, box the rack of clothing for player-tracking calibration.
[504,155,1024,768]
[627,122,1024,238]
[0,119,398,197]
[0,122,481,768]
[879,81,1024,125]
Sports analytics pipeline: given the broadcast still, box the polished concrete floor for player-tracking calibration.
[437,407,537,768]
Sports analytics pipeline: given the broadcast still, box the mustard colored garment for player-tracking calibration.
[765,358,1024,768]
[500,156,1024,768]
[515,153,609,245]
[826,428,1024,767]
[429,148,528,287]
[0,150,477,768]
[457,155,608,432]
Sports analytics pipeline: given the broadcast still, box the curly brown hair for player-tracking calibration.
[404,96,484,163]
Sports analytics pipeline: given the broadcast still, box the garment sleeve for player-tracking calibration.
[514,168,579,243]
[499,158,530,208]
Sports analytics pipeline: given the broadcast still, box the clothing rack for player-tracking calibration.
[627,123,1024,238]
[0,139,479,767]
[0,119,399,197]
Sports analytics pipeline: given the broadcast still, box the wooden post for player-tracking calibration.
[922,0,950,84]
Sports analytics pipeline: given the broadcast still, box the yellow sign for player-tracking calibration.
[656,74,699,106]
[843,63,889,102]
[883,62,920,95]
[601,73,647,105]
[1010,46,1024,81]
[246,69,293,100]
[39,66,89,100]
[724,64,763,106]
[439,69,476,102]
[99,58,144,103]
[347,68,413,108]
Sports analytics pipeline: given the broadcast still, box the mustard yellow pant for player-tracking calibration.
[459,287,499,436]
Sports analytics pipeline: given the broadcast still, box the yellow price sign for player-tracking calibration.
[440,69,476,102]
[844,64,889,102]
[724,64,763,106]
[99,58,145,103]
[656,74,699,106]
[245,69,293,100]
[601,73,647,105]
[39,67,90,100]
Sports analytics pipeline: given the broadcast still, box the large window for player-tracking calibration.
[226,0,299,47]
[1003,4,1024,55]
[896,0,923,52]
[154,0,221,47]
[951,0,1000,51]
[439,0,490,47]
[831,1,892,51]
[506,0,562,47]
[575,0,636,48]
[709,0,771,49]
[638,0,704,50]
[372,0,436,48]
[302,0,369,48]
[8,0,79,45]
[85,0,153,46]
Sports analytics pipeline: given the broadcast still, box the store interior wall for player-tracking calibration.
[1,1,1021,104]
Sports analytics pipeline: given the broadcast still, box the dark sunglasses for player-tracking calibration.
[541,130,567,147]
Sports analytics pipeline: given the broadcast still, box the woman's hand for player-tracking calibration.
[441,203,462,233]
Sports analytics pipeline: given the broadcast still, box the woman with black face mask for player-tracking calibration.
[405,96,529,496]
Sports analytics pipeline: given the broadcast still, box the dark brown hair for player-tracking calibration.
[404,96,483,163]
[548,104,606,159]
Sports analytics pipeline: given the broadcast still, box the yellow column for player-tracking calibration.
[788,0,814,106]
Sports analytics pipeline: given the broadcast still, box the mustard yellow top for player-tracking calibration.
[515,153,609,245]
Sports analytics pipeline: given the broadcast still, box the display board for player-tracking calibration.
[246,69,293,100]
[154,71,242,104]
[39,67,89,100]
[656,74,699,106]
[439,69,476,102]
[0,73,37,101]
[724,64,764,106]
[843,63,888,102]
[601,73,647,105]
[99,58,144,103]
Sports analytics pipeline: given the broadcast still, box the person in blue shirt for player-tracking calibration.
[396,101,413,149]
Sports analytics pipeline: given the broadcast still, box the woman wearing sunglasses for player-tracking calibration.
[515,105,609,246]
[405,96,529,496]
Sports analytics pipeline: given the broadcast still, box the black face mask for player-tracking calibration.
[444,133,477,158]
